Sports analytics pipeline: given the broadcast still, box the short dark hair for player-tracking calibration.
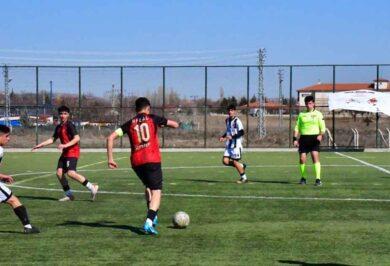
[0,124,10,134]
[227,104,236,111]
[135,97,151,112]
[304,95,315,104]
[58,105,70,114]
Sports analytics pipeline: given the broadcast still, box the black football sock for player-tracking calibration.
[60,177,70,192]
[13,205,30,226]
[146,209,157,221]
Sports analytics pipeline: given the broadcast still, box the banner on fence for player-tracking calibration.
[328,90,390,116]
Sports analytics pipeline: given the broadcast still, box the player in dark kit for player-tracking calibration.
[107,97,179,235]
[32,106,98,201]
[0,125,40,234]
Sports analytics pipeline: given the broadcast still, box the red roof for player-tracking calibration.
[297,83,376,92]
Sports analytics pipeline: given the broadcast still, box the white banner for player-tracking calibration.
[328,90,390,116]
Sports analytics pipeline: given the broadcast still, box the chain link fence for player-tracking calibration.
[1,64,390,148]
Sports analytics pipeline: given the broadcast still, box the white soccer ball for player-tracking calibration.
[172,211,190,228]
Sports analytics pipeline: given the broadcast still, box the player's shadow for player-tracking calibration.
[56,220,145,235]
[183,178,232,184]
[0,230,25,234]
[249,179,293,185]
[18,195,58,201]
[278,260,353,266]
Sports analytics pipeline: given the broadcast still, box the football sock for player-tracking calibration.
[13,205,30,226]
[82,179,94,191]
[299,164,307,178]
[147,209,158,222]
[240,173,247,179]
[65,190,73,197]
[314,162,321,180]
[60,178,70,191]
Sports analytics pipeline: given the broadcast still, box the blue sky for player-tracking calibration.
[1,0,390,98]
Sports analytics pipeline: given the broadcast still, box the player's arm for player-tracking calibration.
[293,115,301,147]
[232,119,244,139]
[0,173,14,183]
[317,112,326,142]
[106,128,124,169]
[58,135,80,149]
[166,119,179,128]
[31,137,55,151]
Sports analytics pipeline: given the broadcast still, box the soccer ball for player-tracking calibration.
[172,211,190,228]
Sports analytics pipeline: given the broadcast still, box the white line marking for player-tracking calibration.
[9,184,390,203]
[335,152,390,175]
[13,157,127,185]
[10,163,390,178]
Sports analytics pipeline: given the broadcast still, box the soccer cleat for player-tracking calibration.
[299,178,307,185]
[153,216,159,227]
[24,226,40,234]
[91,184,99,201]
[315,179,322,186]
[143,220,158,235]
[236,177,248,184]
[59,195,75,201]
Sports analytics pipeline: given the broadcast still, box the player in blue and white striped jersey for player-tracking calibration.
[219,104,248,183]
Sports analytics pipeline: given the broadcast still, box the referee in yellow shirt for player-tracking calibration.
[293,95,326,186]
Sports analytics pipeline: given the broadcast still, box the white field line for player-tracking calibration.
[10,164,374,177]
[335,152,390,175]
[9,184,390,203]
[13,157,127,185]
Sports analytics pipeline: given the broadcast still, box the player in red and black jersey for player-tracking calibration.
[32,106,98,201]
[107,97,179,235]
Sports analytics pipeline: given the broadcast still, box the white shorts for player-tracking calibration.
[0,182,12,203]
[223,147,242,160]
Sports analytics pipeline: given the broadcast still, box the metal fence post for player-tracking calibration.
[35,67,39,145]
[288,66,293,148]
[376,65,380,148]
[120,67,123,148]
[332,65,336,149]
[78,67,82,146]
[246,66,250,148]
[204,66,208,148]
[162,67,166,148]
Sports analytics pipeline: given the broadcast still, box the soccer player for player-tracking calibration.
[32,105,98,201]
[293,95,326,186]
[106,97,179,235]
[0,125,40,234]
[219,104,248,184]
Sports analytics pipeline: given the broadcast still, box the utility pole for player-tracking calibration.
[257,48,266,138]
[278,69,284,130]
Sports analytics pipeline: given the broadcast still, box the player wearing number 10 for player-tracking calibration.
[106,97,179,235]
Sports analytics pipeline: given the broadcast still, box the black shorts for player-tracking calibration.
[298,135,320,154]
[133,163,163,190]
[57,157,78,173]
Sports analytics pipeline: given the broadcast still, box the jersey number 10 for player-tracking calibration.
[134,123,150,143]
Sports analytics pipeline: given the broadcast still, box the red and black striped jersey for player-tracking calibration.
[120,113,167,167]
[53,121,80,158]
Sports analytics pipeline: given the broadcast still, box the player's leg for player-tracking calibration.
[311,151,322,186]
[66,158,98,200]
[139,163,162,235]
[299,152,308,184]
[231,148,247,183]
[144,188,158,226]
[56,166,75,201]
[4,193,39,234]
[222,156,234,166]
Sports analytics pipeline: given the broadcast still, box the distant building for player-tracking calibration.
[297,79,390,106]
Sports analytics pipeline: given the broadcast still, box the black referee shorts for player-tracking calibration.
[133,163,163,190]
[298,135,320,154]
